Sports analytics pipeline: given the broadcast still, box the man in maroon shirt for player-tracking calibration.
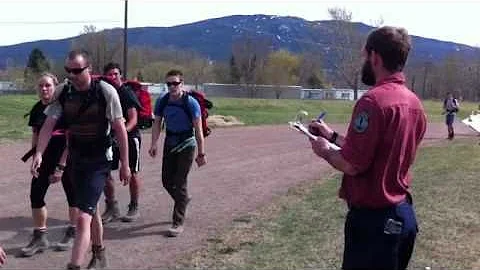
[309,26,426,270]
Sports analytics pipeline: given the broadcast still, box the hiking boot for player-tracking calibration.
[20,229,49,257]
[54,225,76,251]
[121,202,139,222]
[87,245,107,269]
[167,224,184,237]
[101,200,120,224]
[66,263,80,270]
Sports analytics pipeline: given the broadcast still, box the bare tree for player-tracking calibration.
[71,25,122,75]
[324,7,365,99]
[298,52,326,88]
[231,35,272,97]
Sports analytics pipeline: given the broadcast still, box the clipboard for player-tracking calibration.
[288,121,341,150]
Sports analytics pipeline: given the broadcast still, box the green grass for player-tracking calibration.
[0,94,37,141]
[0,94,478,140]
[177,139,480,269]
[209,98,355,125]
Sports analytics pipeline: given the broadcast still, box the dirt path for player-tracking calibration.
[0,122,474,269]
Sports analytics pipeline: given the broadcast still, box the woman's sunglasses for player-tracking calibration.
[166,81,182,87]
[64,66,88,75]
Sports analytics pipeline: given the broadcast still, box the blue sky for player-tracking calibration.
[1,0,479,47]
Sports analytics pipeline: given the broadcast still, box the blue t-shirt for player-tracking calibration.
[154,93,201,146]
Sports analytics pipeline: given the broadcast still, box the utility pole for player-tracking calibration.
[123,0,128,79]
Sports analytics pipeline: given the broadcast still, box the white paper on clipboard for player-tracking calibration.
[289,121,341,150]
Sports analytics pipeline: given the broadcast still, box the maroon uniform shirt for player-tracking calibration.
[339,72,427,208]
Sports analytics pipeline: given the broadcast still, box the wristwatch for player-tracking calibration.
[198,153,206,158]
[55,163,66,171]
[329,131,338,144]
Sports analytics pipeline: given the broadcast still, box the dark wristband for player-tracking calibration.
[198,153,206,158]
[329,131,338,144]
[56,164,66,171]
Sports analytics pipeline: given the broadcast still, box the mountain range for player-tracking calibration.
[0,14,478,69]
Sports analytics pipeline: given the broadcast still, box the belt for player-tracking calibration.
[348,199,409,213]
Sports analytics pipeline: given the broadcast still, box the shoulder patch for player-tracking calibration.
[353,111,369,133]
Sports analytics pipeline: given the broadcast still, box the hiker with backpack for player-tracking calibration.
[101,62,143,223]
[31,50,130,270]
[20,73,78,257]
[149,69,207,237]
[443,92,460,140]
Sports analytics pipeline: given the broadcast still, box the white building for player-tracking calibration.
[301,88,368,101]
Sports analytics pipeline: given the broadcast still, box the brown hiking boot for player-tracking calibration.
[54,225,76,251]
[167,224,184,237]
[66,263,80,270]
[87,245,107,269]
[101,200,120,224]
[20,229,49,257]
[121,202,139,222]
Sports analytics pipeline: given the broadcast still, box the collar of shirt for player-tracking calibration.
[374,72,406,87]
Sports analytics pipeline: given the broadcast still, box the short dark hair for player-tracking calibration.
[365,26,411,72]
[67,49,91,66]
[165,69,183,79]
[103,62,122,75]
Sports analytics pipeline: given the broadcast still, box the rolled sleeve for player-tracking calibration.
[340,96,381,173]
[188,96,201,120]
[100,81,124,122]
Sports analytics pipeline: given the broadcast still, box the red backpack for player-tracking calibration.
[157,90,213,137]
[123,80,154,129]
[92,75,154,129]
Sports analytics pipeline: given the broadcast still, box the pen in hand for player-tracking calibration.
[316,112,326,122]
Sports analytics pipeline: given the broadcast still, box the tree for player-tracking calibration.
[231,35,272,97]
[25,48,50,74]
[71,25,122,75]
[324,7,364,99]
[264,50,300,98]
[229,55,241,84]
[298,52,326,89]
[24,48,51,91]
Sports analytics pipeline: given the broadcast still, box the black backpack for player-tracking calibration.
[58,80,112,152]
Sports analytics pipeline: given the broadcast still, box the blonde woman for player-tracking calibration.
[21,73,78,257]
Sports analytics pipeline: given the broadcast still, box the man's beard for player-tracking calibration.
[361,60,376,86]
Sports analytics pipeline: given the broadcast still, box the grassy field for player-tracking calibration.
[176,139,480,269]
[0,94,37,141]
[0,94,478,141]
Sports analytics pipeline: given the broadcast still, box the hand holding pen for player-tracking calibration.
[309,111,333,138]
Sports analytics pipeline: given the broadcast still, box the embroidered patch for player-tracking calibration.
[353,111,369,133]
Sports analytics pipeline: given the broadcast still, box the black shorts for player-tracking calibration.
[71,156,111,216]
[111,136,141,173]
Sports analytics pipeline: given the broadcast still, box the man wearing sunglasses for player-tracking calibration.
[31,50,131,270]
[149,69,207,237]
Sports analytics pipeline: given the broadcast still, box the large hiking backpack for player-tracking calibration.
[58,80,112,154]
[157,90,213,137]
[91,75,154,129]
[124,80,154,129]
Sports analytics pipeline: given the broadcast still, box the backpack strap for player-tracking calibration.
[158,92,193,123]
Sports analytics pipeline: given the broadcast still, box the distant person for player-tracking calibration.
[149,69,206,237]
[21,73,78,257]
[31,50,130,270]
[308,26,426,270]
[101,62,143,223]
[443,92,459,140]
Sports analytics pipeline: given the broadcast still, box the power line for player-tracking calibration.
[0,20,120,25]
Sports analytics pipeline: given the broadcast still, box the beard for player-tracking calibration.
[361,60,376,86]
